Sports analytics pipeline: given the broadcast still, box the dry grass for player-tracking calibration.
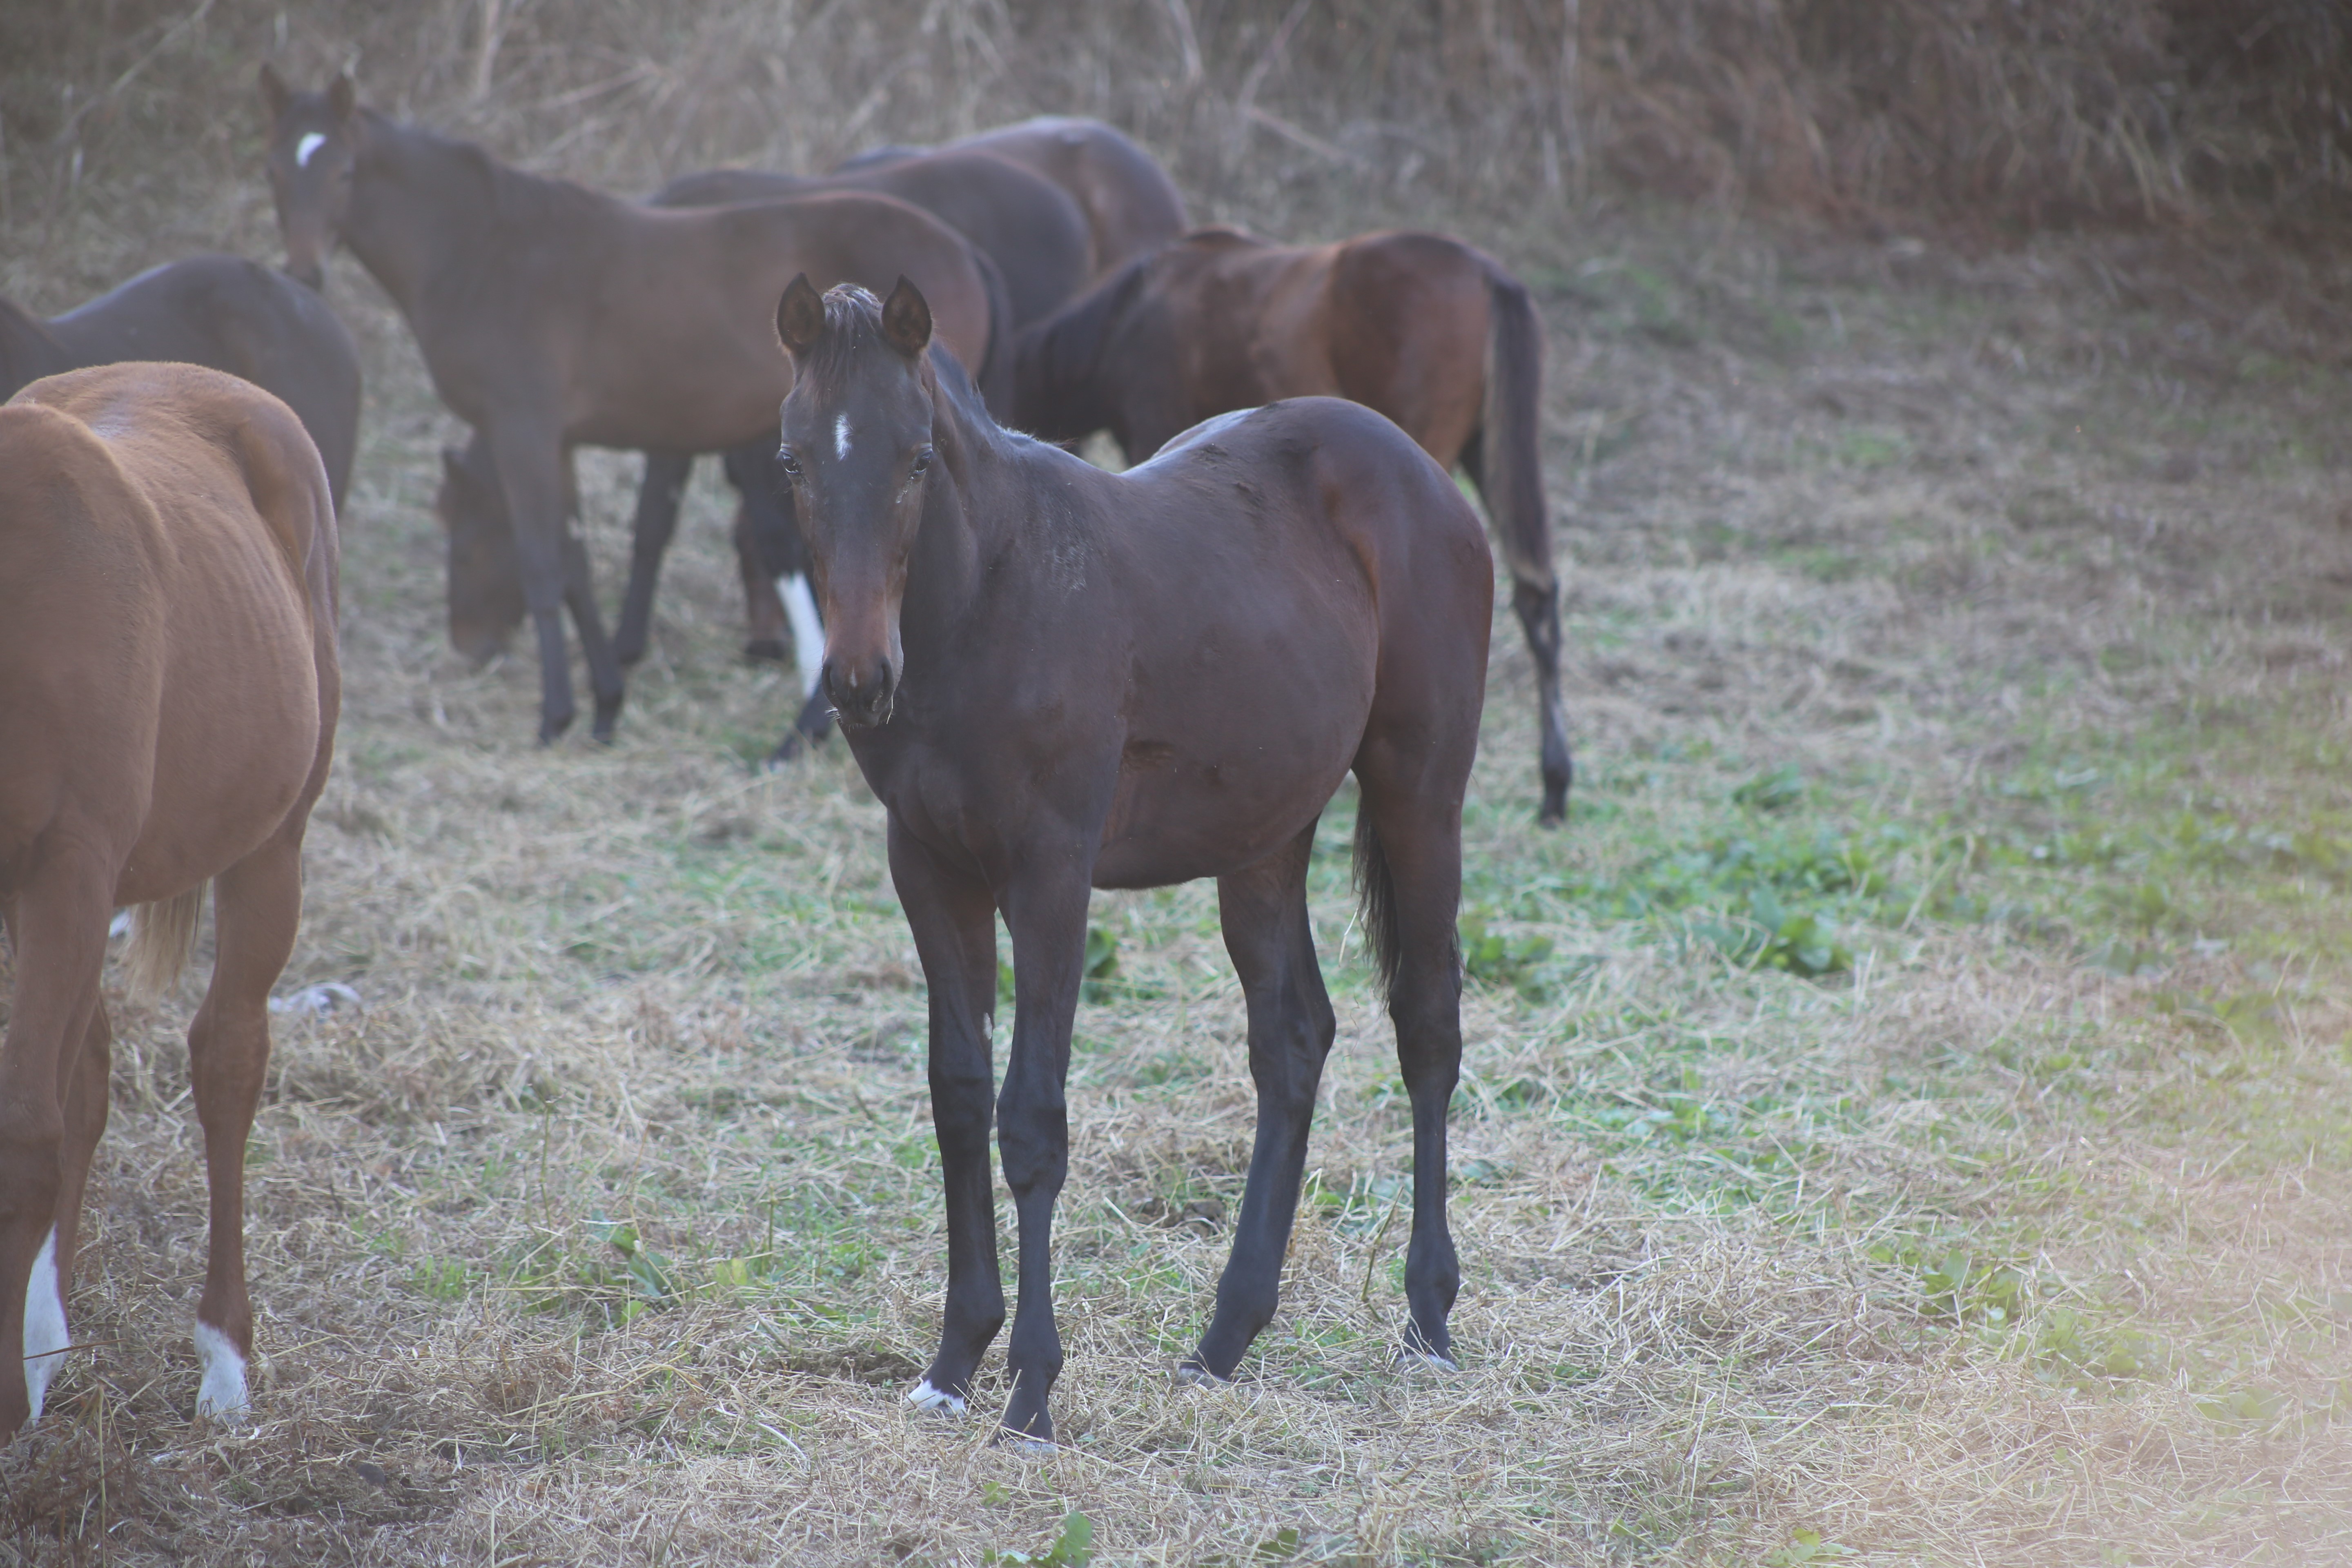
[7,4,2352,1565]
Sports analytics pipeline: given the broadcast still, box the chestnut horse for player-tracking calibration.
[0,255,360,509]
[838,116,1189,279]
[0,363,339,1443]
[1014,226,1574,824]
[773,277,1487,1444]
[259,68,1006,745]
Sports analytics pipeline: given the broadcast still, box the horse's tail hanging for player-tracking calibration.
[970,245,1021,421]
[123,882,208,1001]
[1352,808,1406,1003]
[1479,265,1553,595]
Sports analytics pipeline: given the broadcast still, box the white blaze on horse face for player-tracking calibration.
[22,1227,67,1424]
[833,414,851,461]
[193,1320,250,1419]
[777,573,825,700]
[295,131,327,168]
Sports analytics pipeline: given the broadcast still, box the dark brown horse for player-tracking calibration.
[0,362,339,1444]
[1014,225,1573,824]
[259,67,1006,745]
[773,277,1488,1444]
[839,116,1189,278]
[0,255,360,509]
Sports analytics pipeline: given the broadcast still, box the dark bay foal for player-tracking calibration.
[1016,225,1574,824]
[0,255,360,509]
[260,68,1002,745]
[773,277,1489,1444]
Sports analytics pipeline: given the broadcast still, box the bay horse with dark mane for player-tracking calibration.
[1015,225,1573,824]
[428,146,1095,758]
[259,67,1007,746]
[1,362,339,1444]
[0,255,360,509]
[772,276,1487,1444]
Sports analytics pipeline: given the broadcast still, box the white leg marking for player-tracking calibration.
[193,1320,250,1420]
[1396,1346,1460,1374]
[906,1378,966,1417]
[777,573,826,700]
[833,414,852,460]
[295,131,326,167]
[22,1228,67,1424]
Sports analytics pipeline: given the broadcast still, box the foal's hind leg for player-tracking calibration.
[614,451,691,668]
[1187,823,1334,1380]
[1352,766,1468,1368]
[182,837,303,1420]
[1461,444,1572,826]
[558,523,626,744]
[0,855,110,1439]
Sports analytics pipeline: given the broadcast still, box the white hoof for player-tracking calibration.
[22,1229,67,1424]
[905,1378,966,1417]
[193,1321,250,1419]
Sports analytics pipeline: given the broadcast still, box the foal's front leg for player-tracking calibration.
[888,822,1003,1416]
[994,861,1093,1444]
[486,420,583,744]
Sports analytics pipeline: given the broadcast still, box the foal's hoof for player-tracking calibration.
[1172,1360,1226,1388]
[1395,1346,1461,1374]
[905,1378,967,1418]
[995,1431,1056,1457]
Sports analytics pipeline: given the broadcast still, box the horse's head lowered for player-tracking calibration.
[773,274,939,731]
[433,439,528,662]
[258,65,359,291]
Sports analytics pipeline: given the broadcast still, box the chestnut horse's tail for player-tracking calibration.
[124,883,207,1001]
[1353,807,1403,1002]
[1479,265,1553,594]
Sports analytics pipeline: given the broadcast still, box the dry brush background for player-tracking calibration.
[4,1,2352,1564]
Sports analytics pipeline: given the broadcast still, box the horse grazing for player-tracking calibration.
[1015,226,1574,825]
[258,67,1006,746]
[773,276,1488,1444]
[0,363,339,1445]
[0,255,360,510]
[837,116,1188,278]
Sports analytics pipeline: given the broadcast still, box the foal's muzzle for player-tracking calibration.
[823,656,895,728]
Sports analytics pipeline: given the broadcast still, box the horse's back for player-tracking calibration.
[1322,233,1493,464]
[2,363,338,899]
[42,255,362,508]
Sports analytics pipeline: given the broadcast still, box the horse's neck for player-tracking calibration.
[345,115,564,314]
[900,381,1020,640]
[0,298,71,396]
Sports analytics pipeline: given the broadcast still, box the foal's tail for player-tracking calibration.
[123,883,207,1002]
[1479,264,1554,594]
[1352,808,1404,1003]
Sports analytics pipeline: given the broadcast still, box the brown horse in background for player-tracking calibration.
[0,363,339,1444]
[259,67,1006,745]
[772,278,1488,1444]
[0,255,360,509]
[1014,226,1573,824]
[837,116,1189,278]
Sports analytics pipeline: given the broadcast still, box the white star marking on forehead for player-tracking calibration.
[296,131,327,167]
[834,415,851,460]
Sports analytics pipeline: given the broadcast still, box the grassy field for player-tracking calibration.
[7,30,2352,1568]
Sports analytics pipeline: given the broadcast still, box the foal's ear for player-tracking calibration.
[880,276,933,359]
[258,62,291,121]
[326,72,357,123]
[775,274,825,358]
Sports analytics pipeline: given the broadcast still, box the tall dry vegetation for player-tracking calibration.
[1,0,2345,267]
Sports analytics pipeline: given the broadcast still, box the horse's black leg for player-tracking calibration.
[993,864,1091,1444]
[1187,823,1332,1380]
[613,450,690,668]
[1352,778,1467,1368]
[1513,575,1572,826]
[887,820,1004,1415]
[486,422,577,743]
[558,523,626,743]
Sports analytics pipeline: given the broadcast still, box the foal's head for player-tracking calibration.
[773,275,940,731]
[258,65,360,291]
[434,439,527,661]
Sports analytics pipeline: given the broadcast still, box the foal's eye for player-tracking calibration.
[777,451,802,477]
[909,447,934,476]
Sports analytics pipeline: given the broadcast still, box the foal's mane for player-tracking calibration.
[810,283,999,441]
[360,107,612,235]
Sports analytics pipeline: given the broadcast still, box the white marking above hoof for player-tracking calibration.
[906,1378,966,1417]
[1396,1346,1460,1374]
[997,1432,1056,1457]
[108,911,133,940]
[268,981,362,1016]
[1172,1363,1224,1388]
[776,573,825,700]
[193,1321,250,1419]
[22,1229,67,1425]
